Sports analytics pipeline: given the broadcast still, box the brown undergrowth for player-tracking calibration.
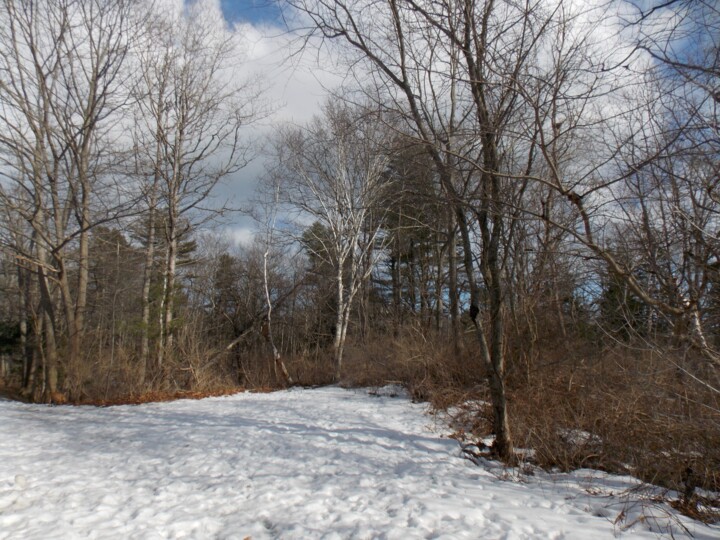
[2,323,718,524]
[331,328,720,523]
[76,387,248,407]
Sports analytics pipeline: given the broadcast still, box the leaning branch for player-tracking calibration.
[207,277,306,365]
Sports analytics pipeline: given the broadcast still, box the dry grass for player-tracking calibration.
[507,346,720,494]
[76,387,245,407]
[5,316,719,524]
[339,326,485,399]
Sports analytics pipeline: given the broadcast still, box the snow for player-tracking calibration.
[0,387,716,539]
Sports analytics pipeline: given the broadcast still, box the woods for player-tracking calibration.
[0,0,718,506]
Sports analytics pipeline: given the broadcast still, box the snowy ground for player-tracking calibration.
[0,387,717,539]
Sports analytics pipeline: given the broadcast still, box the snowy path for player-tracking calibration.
[0,387,716,539]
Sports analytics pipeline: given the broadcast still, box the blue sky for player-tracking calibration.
[219,0,284,24]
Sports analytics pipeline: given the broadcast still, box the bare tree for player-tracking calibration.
[268,99,392,379]
[258,184,294,386]
[132,0,263,373]
[282,0,587,460]
[531,0,720,367]
[0,0,146,399]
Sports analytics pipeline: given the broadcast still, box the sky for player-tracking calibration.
[176,0,336,246]
[220,0,284,24]
[186,0,344,247]
[197,0,668,248]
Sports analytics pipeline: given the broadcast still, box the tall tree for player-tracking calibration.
[283,0,587,460]
[133,0,262,372]
[268,99,393,379]
[0,0,146,399]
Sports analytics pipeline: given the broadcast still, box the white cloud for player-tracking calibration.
[206,16,344,244]
[232,21,342,125]
[225,225,256,247]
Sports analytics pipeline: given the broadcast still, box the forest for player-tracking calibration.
[0,0,717,513]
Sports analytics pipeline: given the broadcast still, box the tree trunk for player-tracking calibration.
[160,225,177,369]
[69,191,90,370]
[263,241,293,387]
[480,162,513,462]
[448,214,460,344]
[333,263,346,380]
[391,242,402,335]
[18,264,33,390]
[37,264,59,401]
[458,194,514,462]
[140,198,158,383]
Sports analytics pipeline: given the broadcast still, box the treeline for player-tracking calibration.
[0,0,260,399]
[0,0,718,502]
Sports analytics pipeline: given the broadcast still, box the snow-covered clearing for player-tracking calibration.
[0,387,717,539]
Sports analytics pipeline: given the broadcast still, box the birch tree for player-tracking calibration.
[269,100,392,379]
